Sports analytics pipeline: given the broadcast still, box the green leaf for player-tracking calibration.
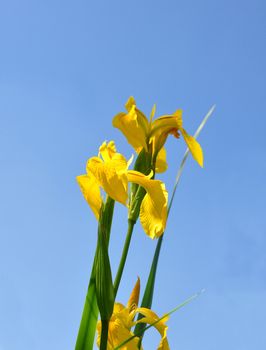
[168,104,216,213]
[133,237,163,338]
[95,208,114,321]
[75,256,98,350]
[75,197,115,350]
[134,105,215,342]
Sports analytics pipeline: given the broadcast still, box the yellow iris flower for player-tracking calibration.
[113,96,203,169]
[97,278,170,350]
[76,141,168,239]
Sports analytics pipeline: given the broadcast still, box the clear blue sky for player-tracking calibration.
[0,0,265,349]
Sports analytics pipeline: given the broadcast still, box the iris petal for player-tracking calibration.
[127,278,140,312]
[155,147,168,173]
[98,141,117,162]
[87,156,128,205]
[113,97,149,152]
[150,110,183,136]
[113,108,148,152]
[180,128,204,167]
[76,173,102,220]
[127,171,168,239]
[136,308,170,350]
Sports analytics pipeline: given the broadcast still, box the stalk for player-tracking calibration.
[113,219,135,297]
[99,320,109,350]
[134,105,216,344]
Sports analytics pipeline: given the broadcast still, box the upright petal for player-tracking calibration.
[149,111,183,154]
[98,140,117,162]
[180,128,204,167]
[113,109,148,152]
[113,97,149,152]
[87,157,128,205]
[127,171,168,239]
[127,278,140,312]
[76,173,102,220]
[125,96,150,135]
[155,147,168,173]
[151,110,183,135]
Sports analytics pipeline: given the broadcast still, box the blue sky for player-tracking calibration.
[0,0,266,349]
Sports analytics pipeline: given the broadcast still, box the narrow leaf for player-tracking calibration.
[134,105,215,341]
[168,105,215,213]
[75,197,115,350]
[75,259,98,350]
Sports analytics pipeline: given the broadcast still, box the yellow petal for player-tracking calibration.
[76,174,102,220]
[97,317,139,350]
[127,171,168,239]
[87,156,128,205]
[98,140,117,162]
[151,110,183,135]
[155,147,168,173]
[125,97,150,134]
[136,308,170,350]
[149,104,156,123]
[150,110,183,153]
[127,278,140,312]
[97,301,140,349]
[113,98,149,152]
[180,128,204,167]
[125,96,136,112]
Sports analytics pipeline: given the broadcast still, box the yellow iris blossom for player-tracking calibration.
[97,278,170,350]
[113,96,203,169]
[77,141,168,239]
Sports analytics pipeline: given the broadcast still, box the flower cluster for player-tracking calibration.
[75,97,205,350]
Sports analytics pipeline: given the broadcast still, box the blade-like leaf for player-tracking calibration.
[75,197,115,350]
[168,105,216,213]
[75,261,98,350]
[134,105,215,341]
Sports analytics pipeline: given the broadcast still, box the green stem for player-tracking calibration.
[113,219,135,297]
[133,105,215,347]
[134,235,163,342]
[100,320,109,350]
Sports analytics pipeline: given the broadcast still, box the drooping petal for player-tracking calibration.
[127,171,168,239]
[136,308,170,350]
[87,156,128,205]
[155,147,168,173]
[140,190,168,239]
[180,128,204,167]
[76,173,102,220]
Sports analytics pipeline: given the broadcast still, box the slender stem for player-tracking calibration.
[100,320,109,350]
[113,219,135,297]
[134,235,163,343]
[133,105,216,347]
